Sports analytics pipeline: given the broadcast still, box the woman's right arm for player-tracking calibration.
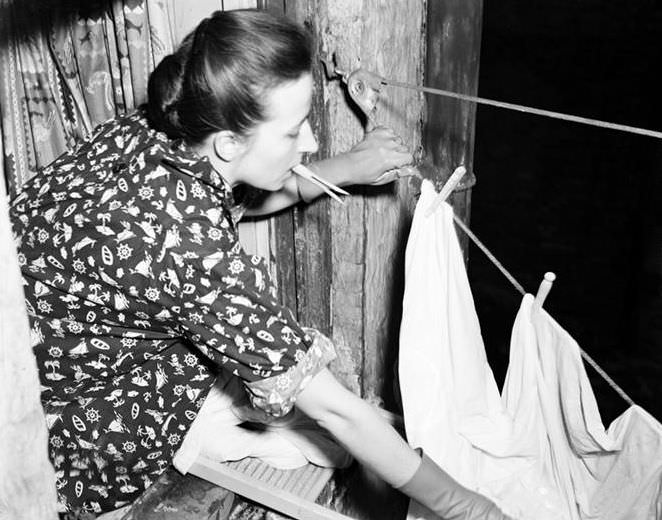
[295,368,513,520]
[242,127,414,217]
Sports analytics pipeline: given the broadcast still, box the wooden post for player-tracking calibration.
[277,2,425,518]
[424,0,483,256]
[284,0,426,404]
[268,1,483,518]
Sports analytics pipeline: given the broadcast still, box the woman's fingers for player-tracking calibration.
[363,128,412,160]
[371,170,400,185]
[344,126,416,185]
[371,164,419,186]
[366,126,405,147]
[385,148,414,168]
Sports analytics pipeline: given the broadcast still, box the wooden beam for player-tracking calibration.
[189,457,353,520]
[282,1,425,405]
[358,2,425,408]
[424,0,483,256]
[256,0,287,15]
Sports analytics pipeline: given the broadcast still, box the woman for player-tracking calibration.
[10,9,511,520]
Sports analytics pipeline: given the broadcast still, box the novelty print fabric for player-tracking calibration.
[9,110,334,516]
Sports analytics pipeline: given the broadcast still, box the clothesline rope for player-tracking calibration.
[452,215,526,296]
[385,79,662,140]
[386,64,642,406]
[451,213,637,408]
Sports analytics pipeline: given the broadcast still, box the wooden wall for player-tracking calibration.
[272,0,484,409]
[274,0,427,410]
[425,0,483,255]
[270,3,483,517]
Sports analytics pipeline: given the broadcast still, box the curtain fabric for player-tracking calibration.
[0,0,176,196]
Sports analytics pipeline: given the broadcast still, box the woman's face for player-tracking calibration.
[233,73,318,191]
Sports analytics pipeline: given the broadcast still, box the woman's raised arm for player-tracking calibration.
[243,126,414,217]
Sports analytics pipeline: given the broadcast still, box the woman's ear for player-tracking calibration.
[213,130,245,162]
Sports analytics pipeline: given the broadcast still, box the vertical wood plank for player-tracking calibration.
[169,0,222,43]
[284,0,426,402]
[360,1,426,408]
[424,0,483,255]
[257,0,287,15]
[223,0,258,10]
[169,1,259,45]
[270,213,297,311]
[277,3,429,519]
[287,0,367,393]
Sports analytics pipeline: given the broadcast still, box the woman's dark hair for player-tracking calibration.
[147,9,313,143]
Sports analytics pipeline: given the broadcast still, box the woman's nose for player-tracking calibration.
[297,120,318,154]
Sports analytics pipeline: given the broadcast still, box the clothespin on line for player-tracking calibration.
[533,272,556,312]
[424,166,467,217]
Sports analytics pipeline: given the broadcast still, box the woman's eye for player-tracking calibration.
[286,130,301,139]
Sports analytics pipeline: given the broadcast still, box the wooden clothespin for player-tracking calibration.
[424,166,467,217]
[533,272,556,312]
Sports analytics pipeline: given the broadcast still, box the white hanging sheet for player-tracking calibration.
[399,180,662,520]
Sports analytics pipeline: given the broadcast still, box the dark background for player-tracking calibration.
[470,0,662,423]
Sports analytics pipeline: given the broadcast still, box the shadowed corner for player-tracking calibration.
[0,0,114,45]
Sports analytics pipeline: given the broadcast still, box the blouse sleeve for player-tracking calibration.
[164,208,335,417]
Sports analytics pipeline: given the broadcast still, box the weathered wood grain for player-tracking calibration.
[425,0,483,255]
[222,0,259,9]
[257,0,287,14]
[359,1,426,408]
[284,0,426,403]
[311,0,368,395]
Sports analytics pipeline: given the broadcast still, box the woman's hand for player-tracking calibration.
[296,368,514,520]
[306,126,415,190]
[243,127,415,216]
[345,126,415,185]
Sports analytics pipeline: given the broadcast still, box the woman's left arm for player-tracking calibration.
[243,127,413,217]
[296,368,514,520]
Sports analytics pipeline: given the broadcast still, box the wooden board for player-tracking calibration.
[284,0,425,406]
[189,457,353,520]
[424,0,483,256]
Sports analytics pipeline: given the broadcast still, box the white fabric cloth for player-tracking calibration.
[399,180,662,520]
[174,371,351,472]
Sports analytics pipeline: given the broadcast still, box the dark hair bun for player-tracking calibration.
[146,10,312,143]
[146,49,188,138]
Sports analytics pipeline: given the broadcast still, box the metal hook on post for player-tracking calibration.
[321,57,424,183]
[345,68,385,132]
[320,55,384,130]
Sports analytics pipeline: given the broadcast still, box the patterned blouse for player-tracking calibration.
[10,110,335,516]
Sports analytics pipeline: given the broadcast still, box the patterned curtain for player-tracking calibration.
[0,0,176,197]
